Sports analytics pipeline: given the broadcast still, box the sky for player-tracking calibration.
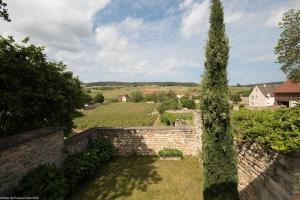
[1,0,300,85]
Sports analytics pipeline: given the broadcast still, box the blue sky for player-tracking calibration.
[1,0,300,84]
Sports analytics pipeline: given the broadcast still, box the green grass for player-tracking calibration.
[85,85,200,100]
[74,102,158,129]
[83,85,251,100]
[68,156,203,200]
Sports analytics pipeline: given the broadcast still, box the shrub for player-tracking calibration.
[158,148,183,158]
[180,96,196,109]
[161,112,177,126]
[64,138,115,192]
[230,93,242,104]
[160,112,193,126]
[232,106,300,153]
[158,99,179,114]
[94,93,105,103]
[131,91,144,102]
[16,165,67,200]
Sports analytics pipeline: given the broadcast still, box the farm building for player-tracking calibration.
[117,95,130,102]
[275,81,300,107]
[248,84,278,107]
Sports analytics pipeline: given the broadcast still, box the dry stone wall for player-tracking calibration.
[0,127,65,195]
[64,126,198,156]
[236,142,300,200]
[1,110,299,200]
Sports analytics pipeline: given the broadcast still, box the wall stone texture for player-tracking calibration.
[0,110,299,200]
[64,126,198,156]
[236,142,300,200]
[0,127,65,195]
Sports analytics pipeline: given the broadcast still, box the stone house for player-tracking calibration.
[117,95,130,102]
[275,81,300,107]
[248,84,278,107]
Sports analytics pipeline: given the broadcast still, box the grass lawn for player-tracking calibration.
[68,156,203,200]
[74,102,158,129]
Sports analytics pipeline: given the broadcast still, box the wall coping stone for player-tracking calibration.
[0,127,65,151]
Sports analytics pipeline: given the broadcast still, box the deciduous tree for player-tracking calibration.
[275,9,300,81]
[0,36,86,137]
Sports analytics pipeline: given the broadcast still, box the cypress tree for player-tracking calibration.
[200,0,239,199]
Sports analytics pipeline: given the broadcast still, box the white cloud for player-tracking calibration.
[0,0,111,51]
[265,9,285,28]
[249,54,275,62]
[181,0,210,39]
[225,12,243,24]
[179,0,194,10]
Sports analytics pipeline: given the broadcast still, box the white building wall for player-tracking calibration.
[248,86,268,107]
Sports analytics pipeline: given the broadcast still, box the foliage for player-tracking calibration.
[160,112,193,126]
[94,93,104,103]
[131,91,144,102]
[16,165,67,200]
[0,36,87,137]
[180,96,196,109]
[158,99,179,114]
[230,93,242,104]
[200,0,239,199]
[74,102,157,129]
[83,93,94,104]
[0,0,10,22]
[232,106,300,153]
[275,9,300,81]
[64,138,115,192]
[158,148,183,158]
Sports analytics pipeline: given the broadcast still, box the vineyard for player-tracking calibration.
[232,106,300,153]
[74,102,158,129]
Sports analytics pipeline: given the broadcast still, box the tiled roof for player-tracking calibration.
[257,84,279,97]
[275,81,300,93]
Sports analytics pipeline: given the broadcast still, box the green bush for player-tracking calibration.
[180,96,196,109]
[16,165,67,200]
[131,91,144,102]
[160,112,193,126]
[64,138,115,192]
[158,148,183,158]
[94,93,105,103]
[232,106,300,153]
[158,99,179,114]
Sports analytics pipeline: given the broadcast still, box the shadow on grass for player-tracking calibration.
[70,156,162,200]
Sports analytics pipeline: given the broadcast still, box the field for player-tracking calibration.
[84,85,200,100]
[74,102,158,129]
[84,84,251,100]
[68,156,203,200]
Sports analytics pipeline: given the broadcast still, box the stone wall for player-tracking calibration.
[64,126,198,156]
[0,127,65,195]
[237,142,300,200]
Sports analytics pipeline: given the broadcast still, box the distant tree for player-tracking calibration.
[236,83,241,87]
[94,93,104,103]
[200,0,239,199]
[180,96,196,109]
[0,36,86,137]
[275,9,300,82]
[0,0,10,22]
[158,99,179,114]
[230,93,242,104]
[86,89,92,93]
[131,91,144,102]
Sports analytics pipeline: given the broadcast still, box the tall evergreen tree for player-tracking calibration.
[200,0,239,199]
